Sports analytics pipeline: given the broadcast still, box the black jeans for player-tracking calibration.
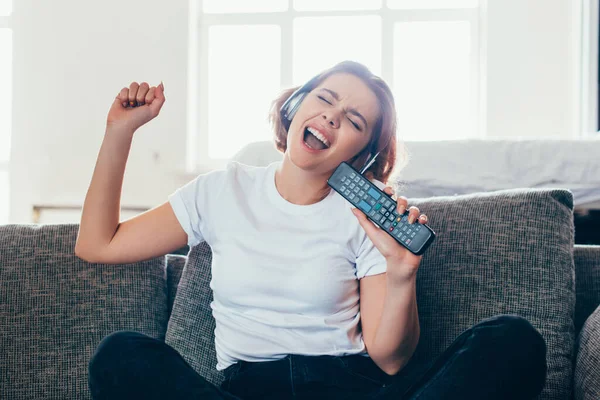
[88,314,547,400]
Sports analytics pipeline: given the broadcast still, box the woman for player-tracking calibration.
[79,61,547,399]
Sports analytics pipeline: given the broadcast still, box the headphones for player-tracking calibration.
[279,75,381,175]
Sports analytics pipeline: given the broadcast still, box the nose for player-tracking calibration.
[321,110,340,129]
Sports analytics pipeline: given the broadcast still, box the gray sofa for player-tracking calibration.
[1,187,599,399]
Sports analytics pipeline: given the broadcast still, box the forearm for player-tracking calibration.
[368,268,420,376]
[75,125,134,256]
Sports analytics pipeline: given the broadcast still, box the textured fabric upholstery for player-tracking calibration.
[574,306,600,400]
[166,254,187,319]
[0,224,169,400]
[574,246,600,334]
[165,242,222,385]
[164,188,576,399]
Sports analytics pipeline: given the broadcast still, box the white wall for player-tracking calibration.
[485,0,578,139]
[7,0,585,223]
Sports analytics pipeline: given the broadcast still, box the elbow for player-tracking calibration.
[74,245,99,263]
[381,360,405,377]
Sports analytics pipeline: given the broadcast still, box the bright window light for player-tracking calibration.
[0,0,11,16]
[293,16,382,85]
[0,169,8,224]
[208,25,281,159]
[293,0,382,11]
[0,28,12,163]
[203,0,288,14]
[393,21,473,140]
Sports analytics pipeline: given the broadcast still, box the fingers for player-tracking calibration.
[117,87,129,107]
[148,82,165,115]
[116,81,165,109]
[136,82,150,106]
[383,186,428,225]
[145,87,156,104]
[128,82,139,107]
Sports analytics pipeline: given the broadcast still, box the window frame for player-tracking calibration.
[580,0,599,136]
[0,10,12,224]
[189,0,485,173]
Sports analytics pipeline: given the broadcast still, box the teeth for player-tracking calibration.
[306,127,330,148]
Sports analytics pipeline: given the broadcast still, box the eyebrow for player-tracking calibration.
[319,88,369,130]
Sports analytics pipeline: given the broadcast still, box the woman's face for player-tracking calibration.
[285,72,381,175]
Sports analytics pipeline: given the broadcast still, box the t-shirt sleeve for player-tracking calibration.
[168,164,230,248]
[355,177,388,279]
[355,234,387,279]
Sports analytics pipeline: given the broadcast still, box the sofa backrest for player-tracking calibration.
[164,188,577,400]
[0,224,169,400]
[574,245,600,333]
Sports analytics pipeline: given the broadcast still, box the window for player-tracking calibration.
[0,0,12,224]
[191,0,483,170]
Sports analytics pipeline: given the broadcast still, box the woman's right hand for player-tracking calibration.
[107,81,165,133]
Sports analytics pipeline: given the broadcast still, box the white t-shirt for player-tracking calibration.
[168,160,388,371]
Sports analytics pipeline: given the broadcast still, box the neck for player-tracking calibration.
[274,157,332,205]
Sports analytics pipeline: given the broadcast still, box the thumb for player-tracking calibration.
[149,81,166,115]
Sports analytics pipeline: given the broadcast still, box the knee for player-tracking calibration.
[88,331,148,376]
[478,315,547,371]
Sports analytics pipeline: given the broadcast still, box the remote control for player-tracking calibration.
[327,162,436,256]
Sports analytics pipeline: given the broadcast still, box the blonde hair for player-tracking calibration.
[268,60,408,187]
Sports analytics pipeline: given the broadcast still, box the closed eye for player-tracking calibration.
[318,95,331,105]
[319,95,361,131]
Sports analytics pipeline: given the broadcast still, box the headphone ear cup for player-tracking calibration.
[280,91,308,130]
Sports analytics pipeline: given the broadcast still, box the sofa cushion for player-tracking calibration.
[0,224,169,400]
[166,254,187,318]
[405,188,575,400]
[574,245,600,334]
[165,242,223,385]
[574,305,600,400]
[165,188,575,398]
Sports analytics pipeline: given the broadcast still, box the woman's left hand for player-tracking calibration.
[351,186,428,281]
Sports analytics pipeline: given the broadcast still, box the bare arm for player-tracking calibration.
[75,81,188,264]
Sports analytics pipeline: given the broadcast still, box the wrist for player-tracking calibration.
[385,260,418,286]
[106,122,136,138]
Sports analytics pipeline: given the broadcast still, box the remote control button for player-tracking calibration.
[393,221,398,227]
[374,203,382,210]
[350,172,356,178]
[341,176,347,182]
[368,198,376,206]
[349,193,355,200]
[350,183,356,189]
[385,211,390,217]
[387,214,394,221]
[389,226,394,232]
[358,200,372,213]
[383,220,391,228]
[341,185,346,191]
[367,188,381,200]
[353,176,360,183]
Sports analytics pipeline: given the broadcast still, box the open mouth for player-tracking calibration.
[303,127,330,151]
